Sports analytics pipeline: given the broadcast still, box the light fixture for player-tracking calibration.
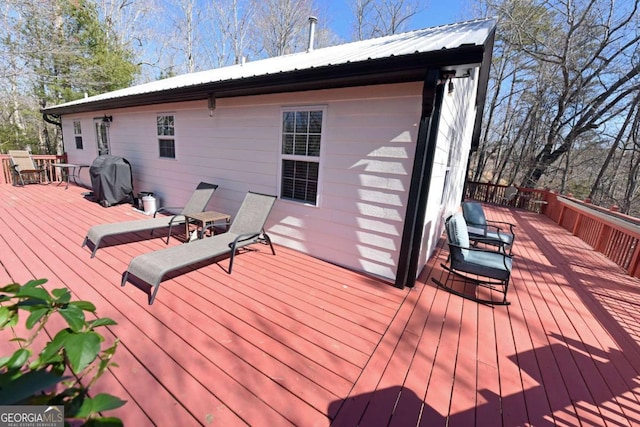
[208,94,216,117]
[102,115,113,127]
[440,71,456,95]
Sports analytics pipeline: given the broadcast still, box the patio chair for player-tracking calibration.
[8,150,49,186]
[121,191,277,305]
[82,182,218,257]
[500,185,518,205]
[462,201,516,255]
[433,212,512,305]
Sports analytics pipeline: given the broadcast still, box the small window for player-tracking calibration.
[280,109,323,205]
[157,114,175,158]
[73,121,83,149]
[441,133,457,204]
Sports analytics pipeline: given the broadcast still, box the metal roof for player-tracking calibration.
[43,18,496,115]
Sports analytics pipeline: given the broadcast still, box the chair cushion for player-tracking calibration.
[462,202,487,230]
[447,213,470,248]
[457,250,512,281]
[485,230,514,245]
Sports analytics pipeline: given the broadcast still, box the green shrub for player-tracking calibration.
[0,279,125,425]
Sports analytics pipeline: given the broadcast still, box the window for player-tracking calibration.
[280,109,323,205]
[441,131,457,204]
[157,114,175,158]
[94,119,110,155]
[73,121,83,149]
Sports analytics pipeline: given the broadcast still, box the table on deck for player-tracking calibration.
[53,163,90,189]
[184,211,231,240]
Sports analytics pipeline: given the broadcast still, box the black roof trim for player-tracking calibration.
[42,45,486,115]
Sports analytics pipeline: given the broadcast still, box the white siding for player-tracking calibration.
[63,83,422,280]
[415,68,480,276]
[61,114,112,184]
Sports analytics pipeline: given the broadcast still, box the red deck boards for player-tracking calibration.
[1,184,640,426]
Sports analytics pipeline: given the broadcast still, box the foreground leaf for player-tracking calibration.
[76,393,127,418]
[26,307,50,329]
[0,306,11,326]
[64,332,101,373]
[2,348,31,370]
[0,369,64,404]
[85,417,124,427]
[38,329,71,366]
[52,288,71,305]
[59,304,86,332]
[15,286,50,303]
[0,283,20,293]
[88,318,117,329]
[70,301,96,312]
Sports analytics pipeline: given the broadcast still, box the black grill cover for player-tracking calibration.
[89,155,134,207]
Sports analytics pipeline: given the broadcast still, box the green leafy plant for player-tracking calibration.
[0,279,125,425]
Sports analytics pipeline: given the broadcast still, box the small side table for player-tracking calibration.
[184,211,231,240]
[53,163,90,189]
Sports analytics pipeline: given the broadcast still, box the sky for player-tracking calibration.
[315,0,473,41]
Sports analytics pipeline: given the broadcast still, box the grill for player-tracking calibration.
[89,155,134,207]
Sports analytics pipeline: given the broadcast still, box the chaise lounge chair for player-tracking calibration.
[462,201,516,255]
[82,182,218,257]
[122,191,277,304]
[9,150,49,186]
[433,212,513,305]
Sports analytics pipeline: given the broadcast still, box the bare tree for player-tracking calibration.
[164,0,202,73]
[516,0,640,187]
[205,0,255,67]
[622,109,640,213]
[350,0,376,40]
[589,94,640,200]
[95,0,159,82]
[252,0,315,57]
[474,0,640,199]
[349,0,421,40]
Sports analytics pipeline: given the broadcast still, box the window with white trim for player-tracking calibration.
[73,121,83,149]
[280,109,323,205]
[157,114,176,158]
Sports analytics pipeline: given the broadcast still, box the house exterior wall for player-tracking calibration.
[415,68,481,275]
[62,83,424,280]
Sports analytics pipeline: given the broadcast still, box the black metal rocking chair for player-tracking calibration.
[461,201,516,255]
[433,212,513,306]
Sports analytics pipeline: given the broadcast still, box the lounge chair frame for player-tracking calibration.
[433,212,512,306]
[121,191,277,304]
[83,182,218,257]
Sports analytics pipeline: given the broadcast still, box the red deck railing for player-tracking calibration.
[465,181,640,279]
[0,154,67,185]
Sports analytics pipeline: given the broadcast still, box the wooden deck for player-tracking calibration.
[1,183,640,426]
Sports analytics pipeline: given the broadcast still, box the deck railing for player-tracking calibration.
[0,154,67,185]
[464,181,550,212]
[465,181,640,279]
